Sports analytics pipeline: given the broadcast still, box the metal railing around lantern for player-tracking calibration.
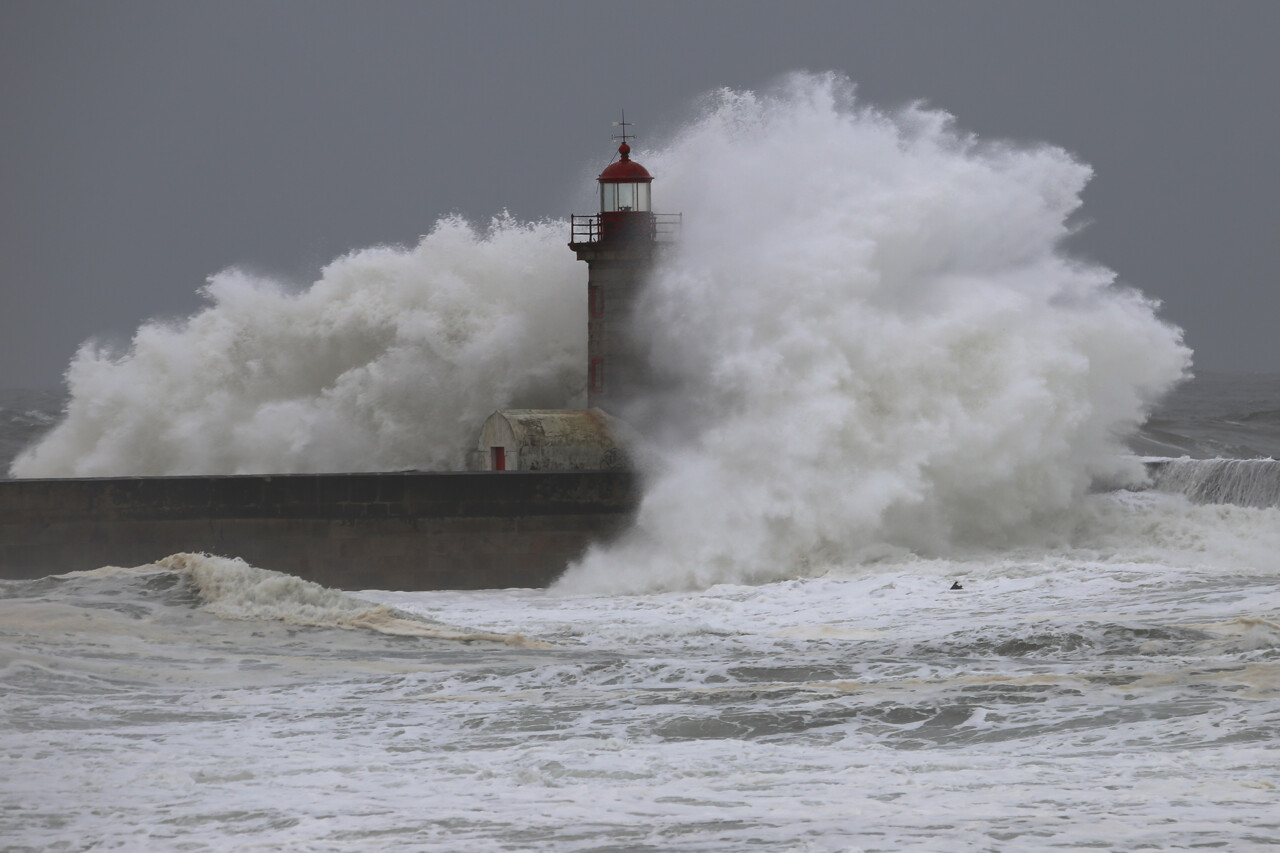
[570,213,682,244]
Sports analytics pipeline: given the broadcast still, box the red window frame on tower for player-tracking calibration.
[589,285,604,318]
[589,358,604,392]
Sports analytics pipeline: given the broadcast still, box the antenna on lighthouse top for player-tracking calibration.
[611,110,636,145]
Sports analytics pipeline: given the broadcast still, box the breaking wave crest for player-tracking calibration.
[58,554,548,647]
[1148,458,1280,509]
[158,553,549,646]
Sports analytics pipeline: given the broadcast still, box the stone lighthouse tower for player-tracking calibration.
[569,123,679,412]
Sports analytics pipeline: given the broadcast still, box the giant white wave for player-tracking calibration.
[558,73,1191,592]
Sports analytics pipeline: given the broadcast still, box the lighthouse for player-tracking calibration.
[569,122,680,412]
[467,119,676,472]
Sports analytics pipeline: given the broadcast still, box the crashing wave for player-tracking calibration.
[1147,458,1280,509]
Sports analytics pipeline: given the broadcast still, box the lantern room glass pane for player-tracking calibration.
[617,183,635,211]
[634,183,651,212]
[600,183,617,212]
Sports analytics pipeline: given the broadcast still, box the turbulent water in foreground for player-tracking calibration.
[2,501,1279,851]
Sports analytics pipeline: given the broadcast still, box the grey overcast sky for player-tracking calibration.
[2,1,1277,388]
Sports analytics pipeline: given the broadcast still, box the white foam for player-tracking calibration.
[1072,491,1280,576]
[8,509,1280,850]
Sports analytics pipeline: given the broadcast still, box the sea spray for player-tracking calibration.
[557,74,1191,592]
[11,215,584,477]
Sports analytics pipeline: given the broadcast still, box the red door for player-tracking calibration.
[491,446,506,471]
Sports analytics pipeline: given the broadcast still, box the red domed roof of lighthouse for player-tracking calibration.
[598,143,653,183]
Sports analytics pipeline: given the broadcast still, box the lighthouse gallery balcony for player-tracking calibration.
[569,212,682,245]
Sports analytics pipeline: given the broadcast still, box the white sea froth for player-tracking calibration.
[2,495,1279,850]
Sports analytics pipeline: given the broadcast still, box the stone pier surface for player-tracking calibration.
[0,471,639,590]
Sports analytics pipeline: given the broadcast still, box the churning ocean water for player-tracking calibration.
[3,75,1279,850]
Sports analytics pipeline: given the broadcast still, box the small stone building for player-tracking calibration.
[467,409,633,472]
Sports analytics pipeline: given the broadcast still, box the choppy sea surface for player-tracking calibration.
[2,373,1279,851]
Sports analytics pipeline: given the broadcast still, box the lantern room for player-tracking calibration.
[594,141,656,244]
[598,143,652,212]
[570,119,679,248]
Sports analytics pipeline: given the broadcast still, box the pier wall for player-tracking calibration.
[0,471,638,589]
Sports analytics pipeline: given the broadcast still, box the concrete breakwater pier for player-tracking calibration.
[0,471,638,589]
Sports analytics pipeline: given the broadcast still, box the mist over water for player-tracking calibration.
[12,73,1190,591]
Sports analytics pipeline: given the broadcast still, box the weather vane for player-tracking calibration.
[611,110,636,145]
